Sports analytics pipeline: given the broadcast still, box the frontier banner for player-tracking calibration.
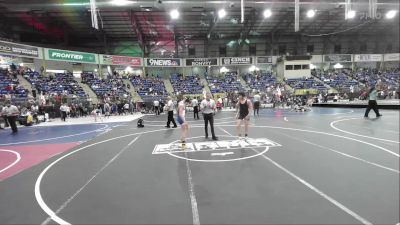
[185,58,218,66]
[221,57,253,65]
[146,58,181,67]
[0,41,41,58]
[354,54,383,62]
[100,54,142,66]
[323,54,352,62]
[45,49,98,64]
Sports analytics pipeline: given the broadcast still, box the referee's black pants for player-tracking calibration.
[166,111,177,127]
[193,106,199,119]
[364,100,381,117]
[203,113,216,138]
[7,116,18,133]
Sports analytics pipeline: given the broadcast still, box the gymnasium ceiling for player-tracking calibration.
[0,0,399,53]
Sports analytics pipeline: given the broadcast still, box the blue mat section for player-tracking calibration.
[0,123,117,146]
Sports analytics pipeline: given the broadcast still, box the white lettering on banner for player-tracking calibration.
[192,62,211,66]
[52,52,84,60]
[232,57,250,63]
[152,138,281,154]
[12,47,38,56]
[149,59,178,66]
[0,45,12,52]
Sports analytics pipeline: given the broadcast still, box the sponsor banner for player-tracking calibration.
[45,48,98,64]
[146,58,181,67]
[384,53,400,61]
[100,54,142,66]
[221,57,253,65]
[0,41,41,58]
[185,58,218,66]
[354,54,383,62]
[323,54,352,62]
[256,56,273,64]
[152,138,281,154]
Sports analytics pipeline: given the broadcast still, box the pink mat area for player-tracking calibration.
[0,142,80,181]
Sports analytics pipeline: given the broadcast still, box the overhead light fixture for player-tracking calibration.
[170,9,180,19]
[347,10,356,19]
[220,66,229,73]
[19,63,24,67]
[110,0,133,6]
[263,9,272,18]
[218,9,227,18]
[333,63,343,69]
[307,9,315,18]
[386,10,397,19]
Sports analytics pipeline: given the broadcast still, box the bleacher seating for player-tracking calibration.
[0,69,28,98]
[352,69,400,90]
[81,72,129,98]
[242,73,277,92]
[25,72,86,97]
[313,70,359,92]
[206,72,245,94]
[130,75,168,101]
[170,74,203,94]
[285,77,328,92]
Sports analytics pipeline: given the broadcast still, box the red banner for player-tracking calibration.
[101,55,142,66]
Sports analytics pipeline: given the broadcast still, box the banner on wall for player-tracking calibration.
[100,54,142,66]
[0,41,41,58]
[323,54,352,62]
[45,48,98,64]
[221,57,253,65]
[354,54,383,62]
[256,56,273,64]
[146,58,181,67]
[185,58,218,66]
[383,53,400,61]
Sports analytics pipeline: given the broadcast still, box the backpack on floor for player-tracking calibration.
[137,119,144,128]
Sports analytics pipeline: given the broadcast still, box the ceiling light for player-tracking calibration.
[347,10,356,19]
[386,10,397,19]
[170,9,180,19]
[307,9,315,18]
[263,9,272,18]
[333,63,343,69]
[110,0,133,6]
[218,9,227,18]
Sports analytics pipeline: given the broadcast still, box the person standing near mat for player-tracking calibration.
[200,92,218,140]
[153,99,160,116]
[177,97,190,148]
[4,101,19,133]
[192,97,199,120]
[60,103,68,122]
[364,85,382,118]
[253,92,261,116]
[165,96,177,128]
[236,92,253,139]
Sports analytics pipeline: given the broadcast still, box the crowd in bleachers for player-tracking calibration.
[206,72,246,93]
[285,77,328,92]
[242,72,277,92]
[25,71,86,98]
[130,75,168,101]
[81,72,130,100]
[351,69,400,90]
[312,69,360,92]
[0,68,28,100]
[170,74,203,94]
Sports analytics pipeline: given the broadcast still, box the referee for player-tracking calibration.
[253,91,261,116]
[200,93,218,140]
[4,101,20,133]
